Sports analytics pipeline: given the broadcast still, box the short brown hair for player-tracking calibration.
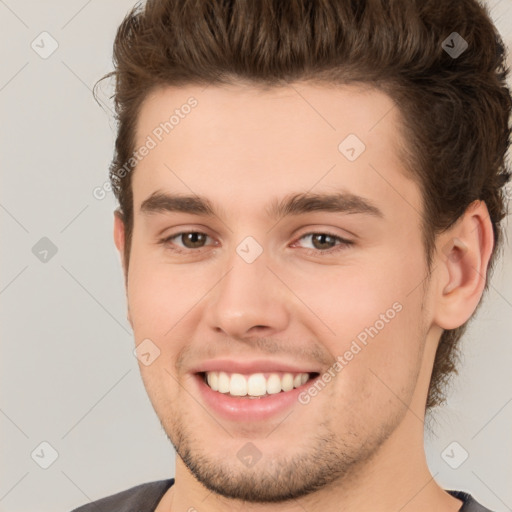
[96,0,511,409]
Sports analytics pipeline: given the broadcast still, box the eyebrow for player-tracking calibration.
[140,190,384,219]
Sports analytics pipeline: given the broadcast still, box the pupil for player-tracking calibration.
[184,232,205,248]
[313,234,335,250]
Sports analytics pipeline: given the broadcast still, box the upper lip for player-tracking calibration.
[190,359,321,375]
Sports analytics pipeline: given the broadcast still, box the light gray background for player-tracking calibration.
[1,1,511,511]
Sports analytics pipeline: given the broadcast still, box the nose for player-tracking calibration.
[205,246,291,340]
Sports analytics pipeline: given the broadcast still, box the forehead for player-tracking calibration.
[131,82,420,220]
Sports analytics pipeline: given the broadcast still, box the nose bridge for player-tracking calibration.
[206,241,289,336]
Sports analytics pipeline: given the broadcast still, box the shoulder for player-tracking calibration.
[448,490,496,512]
[70,478,175,512]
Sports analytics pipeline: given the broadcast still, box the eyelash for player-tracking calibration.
[158,231,354,256]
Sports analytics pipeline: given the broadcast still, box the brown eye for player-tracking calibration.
[180,232,208,248]
[310,233,338,250]
[293,232,354,255]
[159,231,217,253]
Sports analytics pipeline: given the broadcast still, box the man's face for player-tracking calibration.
[116,83,438,502]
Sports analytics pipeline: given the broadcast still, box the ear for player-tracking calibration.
[432,200,495,330]
[113,209,132,327]
[113,208,126,274]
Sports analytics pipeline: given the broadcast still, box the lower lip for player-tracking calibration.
[192,373,319,422]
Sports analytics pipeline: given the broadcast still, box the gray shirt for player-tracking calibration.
[70,479,495,512]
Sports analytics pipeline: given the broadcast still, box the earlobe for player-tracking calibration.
[433,200,494,330]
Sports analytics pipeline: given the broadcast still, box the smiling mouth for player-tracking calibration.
[198,371,320,398]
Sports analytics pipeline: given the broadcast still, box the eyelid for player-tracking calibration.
[291,224,355,240]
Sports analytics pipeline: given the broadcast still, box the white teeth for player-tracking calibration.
[230,374,247,396]
[266,374,282,394]
[218,371,230,393]
[204,371,313,396]
[206,372,218,391]
[247,373,267,396]
[281,373,294,392]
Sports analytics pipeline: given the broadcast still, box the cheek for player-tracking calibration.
[126,243,203,335]
[308,302,425,436]
[284,247,423,341]
[294,247,426,397]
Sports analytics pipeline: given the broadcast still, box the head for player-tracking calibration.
[99,0,510,503]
